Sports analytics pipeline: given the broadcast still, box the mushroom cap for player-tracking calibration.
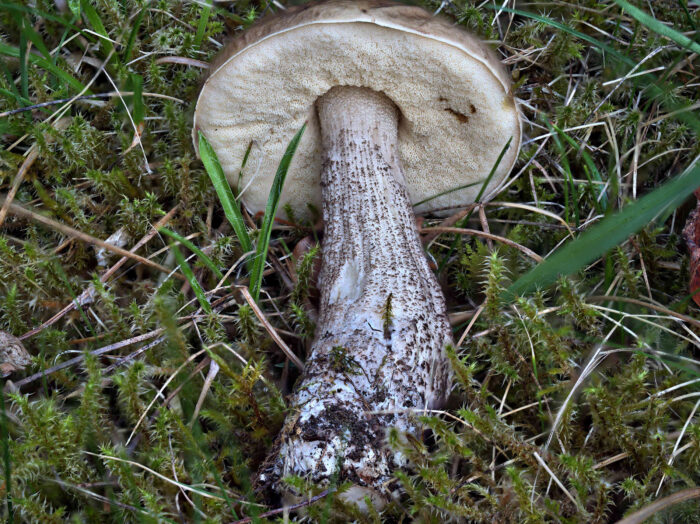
[193,0,521,219]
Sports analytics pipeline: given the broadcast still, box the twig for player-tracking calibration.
[10,330,164,391]
[447,309,477,326]
[0,118,72,227]
[0,196,183,280]
[586,295,700,329]
[0,91,184,118]
[237,286,305,371]
[478,205,494,250]
[615,487,700,524]
[154,56,210,68]
[100,206,180,282]
[229,490,331,524]
[457,305,484,347]
[103,337,166,374]
[19,206,179,340]
[420,226,543,262]
[421,206,470,246]
[592,451,629,470]
[0,147,39,228]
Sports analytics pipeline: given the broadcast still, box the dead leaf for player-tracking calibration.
[125,121,146,154]
[0,331,31,377]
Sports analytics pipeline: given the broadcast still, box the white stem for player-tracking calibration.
[261,86,453,504]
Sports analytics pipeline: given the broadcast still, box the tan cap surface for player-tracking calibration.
[193,0,521,218]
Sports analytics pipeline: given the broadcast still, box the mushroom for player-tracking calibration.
[193,0,521,507]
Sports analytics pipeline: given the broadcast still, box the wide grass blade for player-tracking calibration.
[614,0,700,55]
[125,73,144,126]
[0,2,74,27]
[506,163,700,300]
[171,243,212,314]
[249,123,307,302]
[15,14,51,58]
[198,131,253,256]
[159,228,224,281]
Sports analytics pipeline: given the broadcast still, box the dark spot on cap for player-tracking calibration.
[444,107,469,124]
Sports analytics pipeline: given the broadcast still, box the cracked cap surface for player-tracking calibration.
[193,0,521,218]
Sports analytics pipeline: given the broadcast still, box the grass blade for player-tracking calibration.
[0,42,89,94]
[487,5,628,63]
[437,137,513,272]
[413,180,483,208]
[195,0,212,49]
[16,15,51,58]
[67,0,80,18]
[16,15,28,100]
[126,73,144,126]
[473,136,513,206]
[0,2,82,29]
[0,384,13,523]
[159,228,223,281]
[80,0,115,60]
[249,123,307,301]
[506,163,700,300]
[122,7,146,63]
[237,141,253,191]
[550,123,607,212]
[614,0,700,55]
[171,243,212,314]
[546,121,579,227]
[198,131,253,256]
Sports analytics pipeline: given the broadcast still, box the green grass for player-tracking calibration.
[199,131,253,258]
[159,227,224,281]
[0,0,699,522]
[247,122,306,302]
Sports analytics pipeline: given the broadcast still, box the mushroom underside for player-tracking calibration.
[194,19,520,220]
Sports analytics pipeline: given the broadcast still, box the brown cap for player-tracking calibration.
[193,0,521,219]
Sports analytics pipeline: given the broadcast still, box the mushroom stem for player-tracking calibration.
[264,86,453,504]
